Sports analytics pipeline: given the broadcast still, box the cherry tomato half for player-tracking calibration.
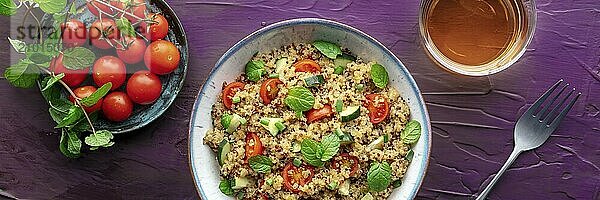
[221,82,244,109]
[89,19,120,49]
[87,0,113,16]
[293,59,321,73]
[50,54,89,88]
[93,56,127,91]
[144,40,180,75]
[364,94,390,124]
[126,70,162,105]
[282,162,315,193]
[331,153,360,177]
[102,91,134,122]
[244,132,264,162]
[69,86,103,113]
[117,36,147,64]
[259,78,283,105]
[306,104,334,123]
[147,13,169,41]
[61,19,87,48]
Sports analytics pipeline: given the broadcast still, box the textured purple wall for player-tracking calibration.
[1,0,599,199]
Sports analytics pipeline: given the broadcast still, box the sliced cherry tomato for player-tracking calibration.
[222,82,245,109]
[147,13,169,41]
[245,132,264,162]
[282,162,315,193]
[306,104,334,123]
[50,54,89,88]
[126,70,162,105]
[259,78,283,105]
[93,56,127,91]
[89,19,120,49]
[116,36,147,64]
[102,91,134,122]
[364,94,390,124]
[61,19,87,48]
[69,86,103,114]
[331,153,360,176]
[87,0,113,16]
[144,40,180,75]
[293,59,321,73]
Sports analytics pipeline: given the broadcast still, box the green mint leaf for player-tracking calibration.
[34,0,67,14]
[284,87,315,112]
[4,60,40,88]
[41,73,65,91]
[80,82,112,107]
[313,41,342,59]
[59,129,81,158]
[401,120,421,144]
[26,43,60,64]
[85,130,114,148]
[219,179,234,196]
[49,98,73,114]
[116,18,136,37]
[248,155,273,173]
[69,112,98,132]
[367,161,392,192]
[8,37,26,53]
[55,105,84,128]
[0,0,17,16]
[62,47,96,70]
[245,60,265,82]
[370,64,389,89]
[301,139,324,167]
[49,107,67,123]
[320,133,340,162]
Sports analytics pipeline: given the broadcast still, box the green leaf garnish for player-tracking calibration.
[367,161,392,192]
[59,129,81,158]
[55,105,84,128]
[34,0,67,14]
[284,87,315,113]
[116,18,136,37]
[219,179,234,196]
[62,47,96,70]
[8,37,26,53]
[4,60,40,88]
[245,60,265,82]
[80,82,112,107]
[41,73,65,92]
[84,130,115,150]
[0,0,18,16]
[370,64,389,89]
[301,139,323,167]
[401,120,421,144]
[319,133,340,162]
[313,41,342,59]
[248,155,273,173]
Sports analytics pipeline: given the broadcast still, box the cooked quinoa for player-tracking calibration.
[204,43,415,200]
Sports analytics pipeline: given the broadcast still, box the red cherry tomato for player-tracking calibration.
[222,82,244,109]
[364,94,390,124]
[61,19,87,48]
[144,40,180,75]
[282,162,315,193]
[89,19,120,49]
[87,0,113,16]
[126,70,162,105]
[244,132,264,162]
[102,91,134,122]
[69,86,103,113]
[93,56,127,91]
[50,54,88,88]
[147,13,169,41]
[116,36,147,64]
[331,153,360,177]
[294,59,321,73]
[306,104,334,123]
[259,78,283,105]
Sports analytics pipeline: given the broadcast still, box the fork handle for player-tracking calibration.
[476,149,522,200]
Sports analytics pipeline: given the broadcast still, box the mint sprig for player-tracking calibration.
[248,155,273,173]
[313,41,342,59]
[370,64,389,89]
[367,161,392,192]
[401,120,422,144]
[301,133,340,167]
[245,60,265,82]
[284,87,315,113]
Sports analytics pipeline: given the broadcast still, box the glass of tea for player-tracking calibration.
[419,0,537,76]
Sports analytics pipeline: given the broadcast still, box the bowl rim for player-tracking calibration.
[188,18,432,199]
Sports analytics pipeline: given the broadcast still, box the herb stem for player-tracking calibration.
[90,0,145,21]
[79,102,96,134]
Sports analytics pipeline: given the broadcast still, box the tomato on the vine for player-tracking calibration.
[331,153,360,177]
[50,54,89,88]
[61,19,87,48]
[89,19,120,49]
[144,40,180,75]
[93,56,127,91]
[126,70,162,105]
[222,82,244,109]
[146,13,169,41]
[364,94,390,124]
[87,0,113,16]
[282,162,315,193]
[102,91,134,122]
[259,78,283,105]
[294,59,321,73]
[69,86,103,113]
[116,36,147,64]
[244,132,264,162]
[111,0,146,23]
[306,104,334,123]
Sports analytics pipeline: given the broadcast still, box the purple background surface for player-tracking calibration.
[1,0,599,199]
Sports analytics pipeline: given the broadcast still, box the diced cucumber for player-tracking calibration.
[367,134,389,150]
[293,157,302,167]
[333,53,356,75]
[338,179,350,196]
[275,57,289,77]
[231,177,252,189]
[355,84,365,91]
[260,118,285,136]
[224,114,247,133]
[335,99,343,113]
[232,96,241,104]
[333,66,345,75]
[268,73,280,78]
[292,142,301,153]
[361,193,374,200]
[217,139,232,166]
[265,178,274,186]
[304,75,325,87]
[340,106,360,122]
[327,181,339,190]
[335,128,354,145]
[392,180,402,188]
[406,149,414,162]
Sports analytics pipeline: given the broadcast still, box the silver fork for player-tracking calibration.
[476,79,581,200]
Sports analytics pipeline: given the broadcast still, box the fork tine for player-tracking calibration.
[529,79,563,116]
[538,83,569,119]
[542,88,575,124]
[548,92,580,128]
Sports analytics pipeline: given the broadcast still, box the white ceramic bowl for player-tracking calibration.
[189,18,431,200]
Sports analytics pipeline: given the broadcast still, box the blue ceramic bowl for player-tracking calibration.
[188,18,431,199]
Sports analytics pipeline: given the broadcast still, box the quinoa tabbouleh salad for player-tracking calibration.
[204,41,422,200]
